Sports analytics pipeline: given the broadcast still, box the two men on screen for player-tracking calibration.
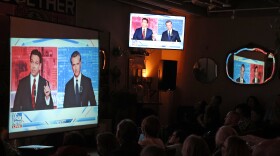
[13,50,54,112]
[132,18,181,42]
[161,20,181,42]
[236,64,246,83]
[63,51,96,108]
[133,18,154,40]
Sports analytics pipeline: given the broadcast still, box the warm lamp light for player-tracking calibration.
[142,69,147,77]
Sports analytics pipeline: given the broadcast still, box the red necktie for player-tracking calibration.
[31,78,36,109]
[142,29,146,39]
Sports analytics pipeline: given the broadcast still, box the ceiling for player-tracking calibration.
[115,0,280,17]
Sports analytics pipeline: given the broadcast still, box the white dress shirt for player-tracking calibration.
[254,78,258,83]
[168,29,173,36]
[142,28,147,38]
[30,74,50,105]
[240,77,244,83]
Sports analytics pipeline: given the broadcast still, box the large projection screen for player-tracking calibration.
[9,17,99,139]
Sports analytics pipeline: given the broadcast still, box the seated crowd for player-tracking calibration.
[1,95,280,156]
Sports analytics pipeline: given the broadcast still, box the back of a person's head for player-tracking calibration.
[215,126,238,147]
[141,115,161,138]
[63,131,86,147]
[174,129,187,144]
[116,119,139,144]
[140,145,166,156]
[234,103,251,118]
[246,96,260,108]
[168,129,186,145]
[252,138,280,156]
[195,100,207,112]
[182,135,210,156]
[224,111,240,126]
[97,132,119,156]
[251,108,264,123]
[210,96,222,106]
[224,136,250,156]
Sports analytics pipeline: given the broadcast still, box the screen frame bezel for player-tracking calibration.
[225,47,275,85]
[8,16,100,139]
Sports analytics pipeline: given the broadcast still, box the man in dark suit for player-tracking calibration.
[161,20,181,42]
[236,64,246,83]
[252,66,260,84]
[63,51,96,108]
[132,18,154,40]
[13,49,53,112]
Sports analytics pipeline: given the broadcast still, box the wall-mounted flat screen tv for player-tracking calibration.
[129,13,185,50]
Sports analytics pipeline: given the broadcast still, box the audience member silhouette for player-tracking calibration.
[140,145,166,156]
[234,103,254,134]
[96,132,119,156]
[0,127,19,156]
[51,131,88,156]
[182,134,210,156]
[195,101,207,129]
[113,119,142,156]
[203,96,222,131]
[213,126,238,156]
[139,115,165,149]
[250,107,265,136]
[246,96,261,111]
[224,111,241,134]
[263,95,280,137]
[264,95,280,126]
[166,129,186,156]
[194,100,207,118]
[223,136,251,156]
[252,137,280,156]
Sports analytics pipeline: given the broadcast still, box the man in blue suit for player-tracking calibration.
[161,20,181,42]
[133,18,154,40]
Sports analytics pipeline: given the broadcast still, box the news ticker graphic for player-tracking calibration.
[10,106,98,132]
[130,40,183,49]
[12,112,22,128]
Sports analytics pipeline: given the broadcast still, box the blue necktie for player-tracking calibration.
[76,79,81,106]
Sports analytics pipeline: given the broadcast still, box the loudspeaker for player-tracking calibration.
[159,60,177,91]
